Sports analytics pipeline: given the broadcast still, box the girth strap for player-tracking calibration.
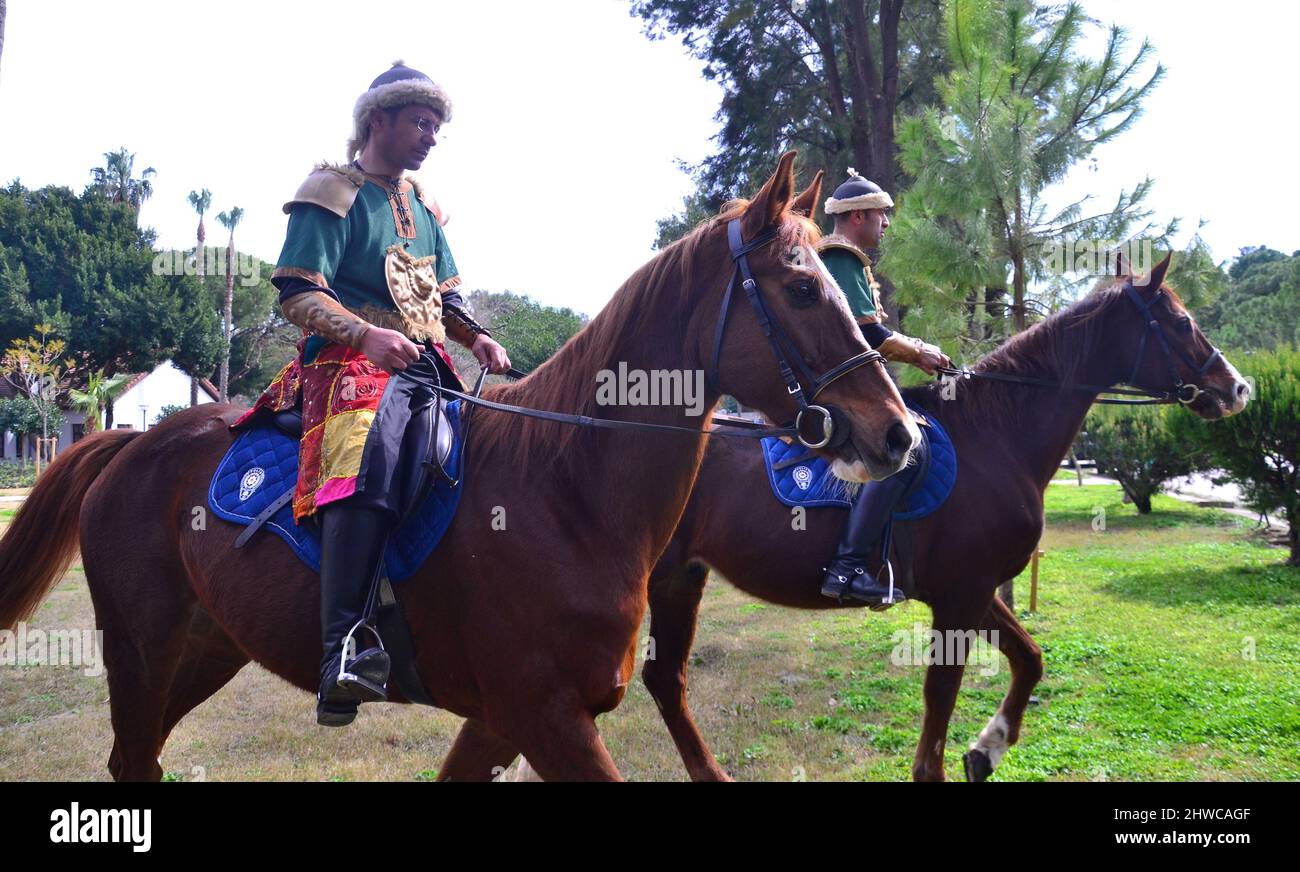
[234,485,296,549]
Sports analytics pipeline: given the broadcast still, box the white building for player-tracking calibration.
[1,360,217,460]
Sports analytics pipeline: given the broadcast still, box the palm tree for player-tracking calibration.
[216,207,244,403]
[68,369,131,433]
[89,148,156,211]
[187,188,213,405]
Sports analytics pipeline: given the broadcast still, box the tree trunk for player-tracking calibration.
[1135,493,1152,514]
[197,215,209,405]
[1012,247,1028,333]
[220,237,235,402]
[840,0,905,192]
[196,219,206,281]
[870,0,903,195]
[1288,518,1299,567]
[105,400,115,430]
[841,2,876,178]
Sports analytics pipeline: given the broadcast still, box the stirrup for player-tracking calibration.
[336,619,390,702]
[854,560,906,611]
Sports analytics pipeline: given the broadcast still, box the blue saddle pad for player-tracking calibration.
[761,406,957,521]
[207,401,464,583]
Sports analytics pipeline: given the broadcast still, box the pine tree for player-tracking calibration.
[886,0,1166,357]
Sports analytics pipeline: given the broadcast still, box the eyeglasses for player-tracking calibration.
[413,115,442,136]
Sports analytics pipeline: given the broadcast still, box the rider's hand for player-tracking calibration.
[359,326,422,374]
[913,342,951,377]
[472,335,512,375]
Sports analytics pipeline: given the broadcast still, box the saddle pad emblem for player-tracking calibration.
[239,467,266,501]
[792,465,813,491]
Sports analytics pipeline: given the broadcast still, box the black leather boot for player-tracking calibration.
[820,462,920,607]
[316,502,393,727]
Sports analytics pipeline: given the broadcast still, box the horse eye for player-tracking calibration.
[1178,316,1193,333]
[787,281,817,304]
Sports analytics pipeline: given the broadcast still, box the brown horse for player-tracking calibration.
[0,152,919,781]
[637,254,1251,781]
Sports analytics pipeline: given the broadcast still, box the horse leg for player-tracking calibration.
[99,593,198,782]
[501,700,623,782]
[909,598,991,782]
[642,560,731,782]
[158,607,251,753]
[962,595,1043,783]
[436,718,521,782]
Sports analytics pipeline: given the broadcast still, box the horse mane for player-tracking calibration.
[903,277,1131,428]
[472,204,820,484]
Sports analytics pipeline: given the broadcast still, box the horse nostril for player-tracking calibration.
[885,420,913,463]
[1237,381,1252,399]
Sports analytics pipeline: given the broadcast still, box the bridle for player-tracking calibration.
[422,217,888,449]
[937,280,1224,407]
[1117,282,1223,405]
[707,218,887,447]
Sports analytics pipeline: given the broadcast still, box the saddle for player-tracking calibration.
[209,396,466,707]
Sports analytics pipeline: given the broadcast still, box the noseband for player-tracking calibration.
[708,219,886,448]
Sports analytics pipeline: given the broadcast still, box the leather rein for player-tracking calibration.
[935,283,1224,406]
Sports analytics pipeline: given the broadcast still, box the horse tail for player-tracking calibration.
[0,429,142,629]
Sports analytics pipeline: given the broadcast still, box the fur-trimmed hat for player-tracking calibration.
[347,60,453,160]
[824,168,894,215]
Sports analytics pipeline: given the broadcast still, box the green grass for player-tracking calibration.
[599,485,1299,781]
[1,485,1295,781]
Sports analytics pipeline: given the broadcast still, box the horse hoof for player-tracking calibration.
[963,749,993,782]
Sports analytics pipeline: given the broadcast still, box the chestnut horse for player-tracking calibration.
[0,152,919,781]
[637,254,1251,781]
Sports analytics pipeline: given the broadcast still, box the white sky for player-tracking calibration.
[1,1,1295,318]
[1043,0,1300,264]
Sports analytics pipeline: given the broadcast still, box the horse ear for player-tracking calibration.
[1140,251,1173,290]
[742,150,798,240]
[789,169,824,219]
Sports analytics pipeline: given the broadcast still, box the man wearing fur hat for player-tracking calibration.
[233,61,510,726]
[818,169,950,607]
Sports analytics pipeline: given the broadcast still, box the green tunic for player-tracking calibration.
[273,168,460,363]
[818,236,882,325]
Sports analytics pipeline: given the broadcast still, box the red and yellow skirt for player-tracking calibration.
[232,336,460,522]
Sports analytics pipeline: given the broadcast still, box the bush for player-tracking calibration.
[1168,347,1300,565]
[1083,403,1201,514]
[0,461,37,488]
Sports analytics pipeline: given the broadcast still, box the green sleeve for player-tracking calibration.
[276,203,351,287]
[433,223,459,287]
[822,249,876,321]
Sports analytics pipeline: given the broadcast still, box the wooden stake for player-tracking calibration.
[1029,547,1044,612]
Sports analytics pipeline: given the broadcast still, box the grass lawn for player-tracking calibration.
[1,485,1295,781]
